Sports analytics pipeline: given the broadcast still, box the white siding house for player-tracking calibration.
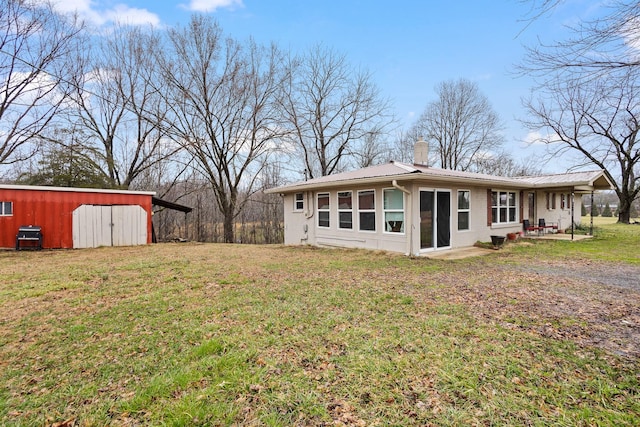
[266,155,613,256]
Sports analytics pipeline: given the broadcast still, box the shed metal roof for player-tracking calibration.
[0,183,155,196]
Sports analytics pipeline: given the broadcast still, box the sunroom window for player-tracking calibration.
[338,191,353,229]
[358,190,375,231]
[317,193,330,228]
[383,188,404,233]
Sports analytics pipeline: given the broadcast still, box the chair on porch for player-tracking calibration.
[523,219,539,235]
[538,218,558,234]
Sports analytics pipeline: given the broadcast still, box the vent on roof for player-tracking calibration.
[414,138,429,167]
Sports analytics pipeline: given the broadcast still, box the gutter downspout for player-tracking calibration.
[392,180,413,256]
[302,191,314,244]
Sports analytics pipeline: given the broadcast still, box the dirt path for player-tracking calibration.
[460,259,640,361]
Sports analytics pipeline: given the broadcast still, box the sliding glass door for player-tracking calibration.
[420,190,451,250]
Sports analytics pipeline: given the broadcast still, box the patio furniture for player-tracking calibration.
[538,218,559,234]
[523,219,541,236]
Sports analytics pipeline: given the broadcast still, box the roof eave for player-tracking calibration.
[265,172,525,194]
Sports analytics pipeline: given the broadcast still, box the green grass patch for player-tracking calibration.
[0,225,638,426]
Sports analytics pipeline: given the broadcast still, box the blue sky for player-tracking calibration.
[49,0,601,172]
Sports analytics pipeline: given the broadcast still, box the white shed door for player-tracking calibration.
[73,205,147,248]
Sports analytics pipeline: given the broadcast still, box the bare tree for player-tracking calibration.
[522,72,640,223]
[520,1,640,81]
[158,15,287,243]
[68,25,176,189]
[281,44,394,178]
[0,0,82,166]
[472,150,542,177]
[519,1,640,223]
[412,79,504,171]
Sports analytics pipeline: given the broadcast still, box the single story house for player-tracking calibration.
[266,143,613,256]
[0,184,187,249]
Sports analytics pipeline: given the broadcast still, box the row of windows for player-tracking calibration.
[316,189,405,233]
[0,201,12,216]
[297,189,476,233]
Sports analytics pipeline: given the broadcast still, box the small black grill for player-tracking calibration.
[16,225,43,251]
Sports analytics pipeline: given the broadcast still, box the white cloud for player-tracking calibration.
[523,130,562,146]
[43,0,161,27]
[524,131,544,145]
[183,0,244,12]
[105,5,161,27]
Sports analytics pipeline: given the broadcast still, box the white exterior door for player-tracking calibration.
[73,205,147,248]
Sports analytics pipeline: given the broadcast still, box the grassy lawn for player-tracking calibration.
[0,223,638,426]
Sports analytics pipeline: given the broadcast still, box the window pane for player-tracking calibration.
[499,192,507,207]
[318,194,330,210]
[358,190,374,210]
[458,191,470,210]
[338,191,352,209]
[492,208,497,223]
[383,189,403,209]
[339,212,352,229]
[359,212,375,231]
[385,212,404,232]
[491,192,497,206]
[509,207,516,222]
[508,192,516,206]
[458,211,469,230]
[500,207,507,223]
[295,193,304,210]
[318,211,329,227]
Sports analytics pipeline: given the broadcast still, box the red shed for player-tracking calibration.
[0,184,155,249]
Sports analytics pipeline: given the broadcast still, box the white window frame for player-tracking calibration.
[0,201,12,216]
[294,192,304,211]
[337,191,353,230]
[383,188,405,233]
[457,190,470,231]
[491,190,518,225]
[357,189,376,232]
[317,192,330,228]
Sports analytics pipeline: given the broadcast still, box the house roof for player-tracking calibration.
[265,161,614,194]
[511,170,613,191]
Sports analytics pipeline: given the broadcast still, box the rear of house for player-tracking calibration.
[0,184,155,249]
[267,157,612,256]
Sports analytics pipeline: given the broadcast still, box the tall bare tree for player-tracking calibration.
[412,79,504,171]
[0,0,82,166]
[158,15,287,243]
[519,1,640,223]
[521,1,640,80]
[522,72,639,223]
[281,44,394,178]
[68,25,175,189]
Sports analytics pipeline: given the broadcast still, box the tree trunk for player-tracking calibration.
[223,209,235,243]
[617,197,631,224]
